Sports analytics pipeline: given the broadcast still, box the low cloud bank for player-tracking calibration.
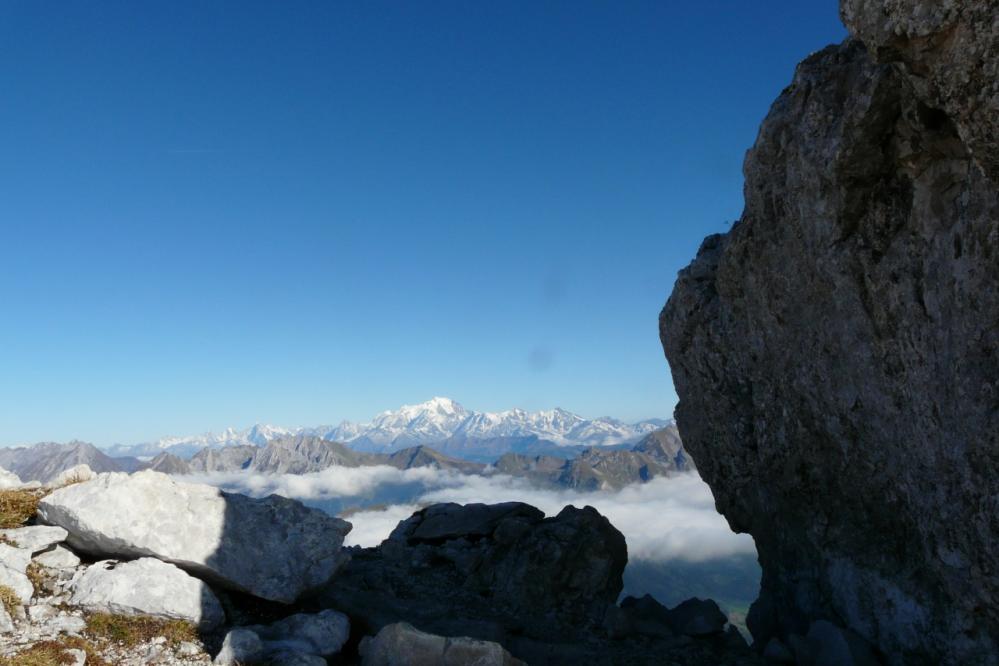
[188,467,755,563]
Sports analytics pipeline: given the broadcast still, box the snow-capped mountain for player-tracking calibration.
[101,397,670,458]
[103,424,297,459]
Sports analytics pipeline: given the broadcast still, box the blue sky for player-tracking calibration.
[0,2,846,446]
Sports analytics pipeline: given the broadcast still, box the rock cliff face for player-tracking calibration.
[660,2,999,664]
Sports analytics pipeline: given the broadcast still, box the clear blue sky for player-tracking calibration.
[0,2,846,446]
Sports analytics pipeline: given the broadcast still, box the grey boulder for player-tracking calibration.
[214,628,264,665]
[360,622,525,666]
[0,526,68,554]
[70,558,225,629]
[38,470,352,603]
[248,609,351,658]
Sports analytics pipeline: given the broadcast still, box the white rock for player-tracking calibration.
[70,558,225,629]
[28,604,57,622]
[0,564,33,604]
[250,609,350,657]
[50,464,96,487]
[177,641,203,656]
[43,614,87,635]
[0,605,13,633]
[38,470,352,603]
[360,622,525,666]
[0,526,69,553]
[33,544,81,570]
[214,628,264,665]
[0,543,30,572]
[0,467,21,489]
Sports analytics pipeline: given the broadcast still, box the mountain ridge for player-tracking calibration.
[100,397,670,459]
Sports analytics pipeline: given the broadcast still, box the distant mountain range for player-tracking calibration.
[145,427,692,491]
[0,426,692,492]
[101,397,670,460]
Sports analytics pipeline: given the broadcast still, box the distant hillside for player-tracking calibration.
[2,426,692,492]
[0,441,126,483]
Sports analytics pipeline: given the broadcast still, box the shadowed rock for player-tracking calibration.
[660,1,999,662]
[359,622,525,666]
[70,558,225,629]
[37,470,352,603]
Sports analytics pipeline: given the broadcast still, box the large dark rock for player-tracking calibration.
[326,502,625,639]
[660,2,999,664]
[323,502,762,665]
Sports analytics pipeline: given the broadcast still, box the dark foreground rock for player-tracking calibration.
[322,501,762,665]
[661,1,999,664]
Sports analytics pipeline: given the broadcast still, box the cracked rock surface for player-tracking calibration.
[661,1,999,664]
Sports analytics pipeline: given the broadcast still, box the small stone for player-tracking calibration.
[33,544,81,570]
[177,641,202,656]
[214,628,264,665]
[27,604,57,622]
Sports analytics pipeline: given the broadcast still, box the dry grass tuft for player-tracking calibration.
[0,488,47,528]
[84,612,198,649]
[0,585,20,616]
[26,562,49,595]
[0,637,113,666]
[0,641,77,666]
[52,472,89,489]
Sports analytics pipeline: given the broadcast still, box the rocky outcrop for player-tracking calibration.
[37,470,352,603]
[323,501,761,665]
[70,558,225,629]
[840,1,999,184]
[359,622,525,666]
[660,2,999,663]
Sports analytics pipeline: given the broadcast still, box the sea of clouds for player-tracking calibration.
[187,466,756,563]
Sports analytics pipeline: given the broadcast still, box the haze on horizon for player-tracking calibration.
[0,2,846,446]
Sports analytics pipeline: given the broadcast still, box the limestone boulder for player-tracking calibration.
[0,526,68,554]
[37,470,352,603]
[70,558,225,628]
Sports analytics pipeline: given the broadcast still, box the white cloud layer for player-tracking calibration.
[187,467,756,562]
